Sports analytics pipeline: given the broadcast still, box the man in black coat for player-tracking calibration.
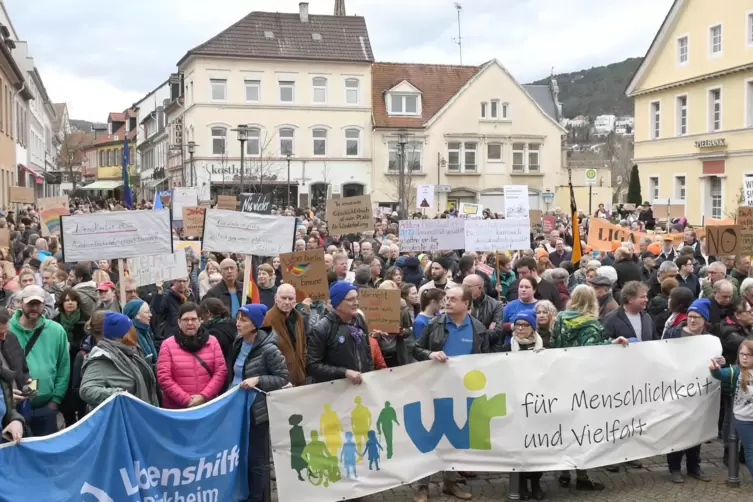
[612,247,642,301]
[675,255,701,298]
[602,281,656,342]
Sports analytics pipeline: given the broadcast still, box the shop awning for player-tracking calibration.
[146,178,168,189]
[18,163,44,184]
[79,180,124,190]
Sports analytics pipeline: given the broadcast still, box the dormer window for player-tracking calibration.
[389,93,420,115]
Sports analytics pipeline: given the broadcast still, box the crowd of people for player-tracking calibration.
[0,196,751,502]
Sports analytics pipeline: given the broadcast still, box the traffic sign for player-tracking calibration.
[585,169,597,185]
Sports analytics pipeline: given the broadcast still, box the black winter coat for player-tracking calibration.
[401,257,425,288]
[203,280,251,316]
[0,332,29,389]
[602,307,657,341]
[718,317,753,365]
[202,318,238,362]
[613,258,642,301]
[306,311,374,383]
[506,278,563,310]
[152,288,193,349]
[471,294,504,346]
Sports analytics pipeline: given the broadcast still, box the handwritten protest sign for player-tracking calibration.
[38,196,69,236]
[326,195,373,235]
[126,252,188,288]
[240,193,272,214]
[0,228,9,249]
[465,219,530,251]
[61,211,173,262]
[542,216,556,234]
[9,186,34,204]
[399,219,465,252]
[202,209,295,255]
[279,249,329,302]
[737,207,753,255]
[181,206,206,237]
[529,209,543,224]
[587,218,684,252]
[705,225,741,257]
[216,195,237,210]
[504,185,529,219]
[745,175,753,206]
[358,288,401,332]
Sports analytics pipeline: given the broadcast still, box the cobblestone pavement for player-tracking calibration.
[273,441,752,501]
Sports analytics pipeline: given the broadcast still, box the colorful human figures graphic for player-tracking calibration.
[319,404,344,458]
[340,431,359,479]
[361,430,384,471]
[351,396,372,460]
[288,415,307,481]
[301,431,340,486]
[376,401,400,459]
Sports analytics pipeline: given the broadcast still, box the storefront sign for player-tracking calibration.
[695,138,726,148]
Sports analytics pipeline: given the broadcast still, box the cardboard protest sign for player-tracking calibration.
[279,249,329,302]
[216,195,237,210]
[358,288,401,333]
[737,207,753,255]
[529,209,543,224]
[182,206,206,237]
[38,196,69,236]
[240,193,272,214]
[542,216,556,234]
[326,194,373,235]
[587,218,683,252]
[9,186,34,204]
[0,228,9,249]
[704,225,741,257]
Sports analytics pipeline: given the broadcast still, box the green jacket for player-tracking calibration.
[1,378,24,428]
[551,310,607,348]
[9,311,70,407]
[79,345,159,408]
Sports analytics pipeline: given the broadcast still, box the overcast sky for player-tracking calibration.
[5,0,673,121]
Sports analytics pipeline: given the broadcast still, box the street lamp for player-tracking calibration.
[233,125,248,195]
[187,141,196,187]
[397,129,408,219]
[286,153,293,209]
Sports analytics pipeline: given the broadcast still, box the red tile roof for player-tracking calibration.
[371,62,482,129]
[91,124,137,146]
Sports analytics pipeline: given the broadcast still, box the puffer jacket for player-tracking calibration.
[413,313,490,359]
[718,317,753,365]
[307,311,374,383]
[156,333,228,409]
[155,287,193,347]
[551,310,606,348]
[226,328,288,424]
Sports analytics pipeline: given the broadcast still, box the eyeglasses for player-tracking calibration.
[180,317,199,324]
[740,352,753,358]
[514,322,531,329]
[687,314,705,321]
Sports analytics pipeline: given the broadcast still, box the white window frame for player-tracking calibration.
[512,143,525,173]
[710,176,723,219]
[480,102,487,119]
[279,81,295,104]
[245,80,260,103]
[344,128,360,157]
[649,100,661,139]
[345,78,360,105]
[745,77,753,128]
[487,142,503,162]
[246,127,261,156]
[502,103,509,119]
[210,79,227,101]
[279,127,295,155]
[211,126,227,155]
[388,141,423,173]
[675,94,688,136]
[312,77,327,105]
[676,34,689,66]
[312,128,327,156]
[747,11,753,48]
[527,144,540,173]
[707,86,723,132]
[709,23,723,57]
[389,93,420,116]
[649,176,660,202]
[447,142,461,172]
[674,174,687,201]
[490,100,500,119]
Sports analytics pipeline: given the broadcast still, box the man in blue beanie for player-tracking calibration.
[307,281,373,385]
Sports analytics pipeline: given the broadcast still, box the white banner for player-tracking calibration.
[61,211,173,262]
[504,185,529,219]
[268,336,721,502]
[744,175,753,207]
[172,187,198,221]
[202,209,295,255]
[465,218,530,251]
[399,219,465,252]
[126,252,188,287]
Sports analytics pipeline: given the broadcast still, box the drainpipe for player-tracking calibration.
[11,82,29,203]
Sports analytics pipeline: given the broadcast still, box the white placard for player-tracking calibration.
[744,175,753,206]
[172,187,198,221]
[465,218,530,251]
[126,252,188,287]
[61,211,172,262]
[504,185,530,219]
[268,336,721,502]
[202,209,295,255]
[416,185,434,210]
[399,219,465,252]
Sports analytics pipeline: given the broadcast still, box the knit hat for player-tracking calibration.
[122,299,145,320]
[330,280,358,309]
[535,248,548,259]
[238,303,268,328]
[433,256,452,272]
[513,311,537,330]
[688,298,711,321]
[103,312,133,340]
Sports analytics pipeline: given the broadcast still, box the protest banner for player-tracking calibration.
[503,185,529,219]
[465,219,530,251]
[542,216,556,234]
[586,218,684,252]
[202,209,295,255]
[181,206,206,237]
[9,186,34,204]
[126,252,189,288]
[358,288,401,332]
[0,388,253,501]
[736,206,753,254]
[398,219,465,252]
[0,228,9,249]
[705,225,741,257]
[745,175,753,206]
[217,195,237,210]
[268,335,720,502]
[279,249,329,302]
[61,211,173,262]
[37,196,69,236]
[240,193,273,214]
[171,187,198,221]
[326,195,373,235]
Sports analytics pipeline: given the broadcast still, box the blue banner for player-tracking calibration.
[0,389,254,502]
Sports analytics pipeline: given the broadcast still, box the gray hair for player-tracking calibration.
[708,261,727,274]
[640,237,653,246]
[587,260,602,271]
[541,269,554,282]
[740,278,753,298]
[659,260,679,273]
[551,268,569,284]
[713,279,733,294]
[596,265,618,285]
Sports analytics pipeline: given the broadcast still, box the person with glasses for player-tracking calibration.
[710,339,753,478]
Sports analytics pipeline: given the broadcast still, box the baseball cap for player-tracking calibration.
[20,285,46,304]
[97,281,116,291]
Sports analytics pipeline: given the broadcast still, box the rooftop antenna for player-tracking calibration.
[452,2,463,65]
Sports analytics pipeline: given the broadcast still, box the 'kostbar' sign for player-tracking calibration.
[695,138,726,148]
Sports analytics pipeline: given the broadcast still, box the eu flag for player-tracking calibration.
[122,137,133,209]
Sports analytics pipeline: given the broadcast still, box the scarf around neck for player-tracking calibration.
[96,338,157,405]
[263,305,307,386]
[174,326,210,353]
[60,309,81,334]
[511,332,544,352]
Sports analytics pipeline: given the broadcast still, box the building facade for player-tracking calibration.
[371,60,567,214]
[80,111,137,196]
[133,80,170,201]
[171,2,374,206]
[0,28,26,208]
[628,0,753,225]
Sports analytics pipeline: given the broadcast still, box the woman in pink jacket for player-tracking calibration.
[157,303,228,409]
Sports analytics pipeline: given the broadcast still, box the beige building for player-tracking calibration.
[627,0,753,225]
[0,31,29,208]
[370,60,567,215]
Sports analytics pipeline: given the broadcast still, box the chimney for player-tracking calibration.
[299,2,309,22]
